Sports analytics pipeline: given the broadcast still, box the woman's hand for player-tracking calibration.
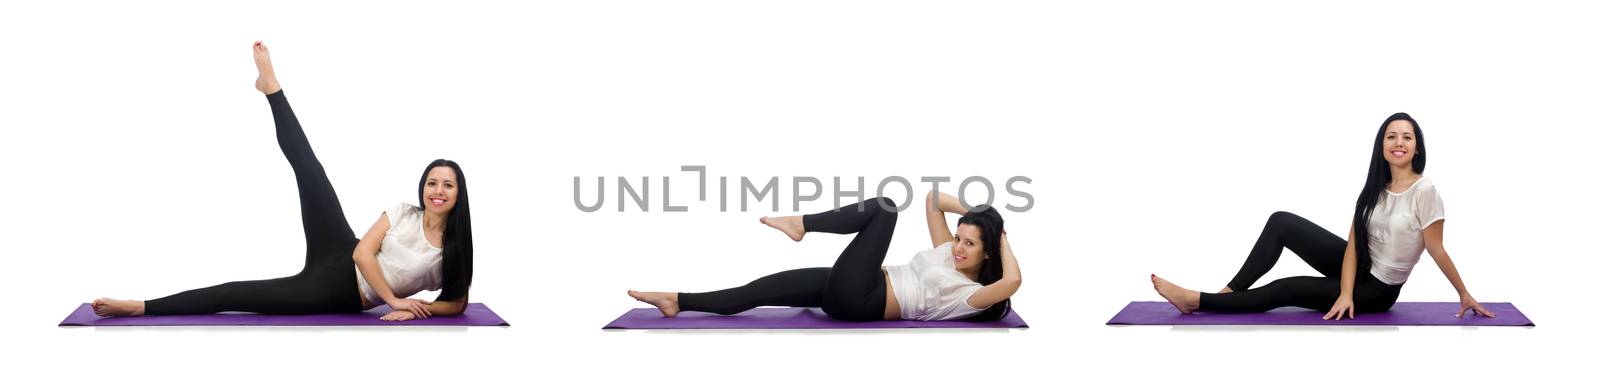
[999,231,1012,258]
[380,310,417,322]
[386,298,433,319]
[1457,294,1497,318]
[1324,294,1356,320]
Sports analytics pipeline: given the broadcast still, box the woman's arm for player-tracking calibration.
[352,213,433,318]
[1423,221,1496,318]
[925,191,966,248]
[426,295,468,316]
[966,232,1021,309]
[382,292,467,319]
[380,297,468,321]
[1324,226,1359,320]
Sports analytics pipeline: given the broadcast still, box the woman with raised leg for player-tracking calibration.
[629,191,1021,322]
[91,42,476,322]
[1152,113,1494,320]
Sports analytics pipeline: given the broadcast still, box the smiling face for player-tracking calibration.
[422,166,459,215]
[1382,119,1418,168]
[952,224,988,272]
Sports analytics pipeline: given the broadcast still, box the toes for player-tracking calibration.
[629,291,659,304]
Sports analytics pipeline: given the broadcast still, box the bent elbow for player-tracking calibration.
[997,276,1022,294]
[441,302,468,316]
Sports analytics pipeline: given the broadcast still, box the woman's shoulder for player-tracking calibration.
[909,242,954,262]
[1416,176,1436,187]
[1412,176,1440,195]
[387,202,422,222]
[1391,176,1438,196]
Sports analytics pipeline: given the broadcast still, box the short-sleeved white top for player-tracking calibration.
[1367,176,1447,285]
[355,202,445,306]
[883,241,989,321]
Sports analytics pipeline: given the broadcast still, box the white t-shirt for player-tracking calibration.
[883,241,989,321]
[355,202,445,307]
[1367,176,1446,285]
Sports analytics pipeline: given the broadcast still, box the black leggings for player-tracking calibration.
[1198,211,1402,314]
[144,91,364,315]
[678,198,900,321]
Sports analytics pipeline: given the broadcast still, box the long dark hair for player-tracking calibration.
[958,205,1010,321]
[1352,113,1425,273]
[420,159,473,301]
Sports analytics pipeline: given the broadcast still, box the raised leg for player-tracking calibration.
[1224,211,1348,292]
[259,46,357,270]
[810,197,899,321]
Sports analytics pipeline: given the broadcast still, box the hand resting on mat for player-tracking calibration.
[1457,295,1496,318]
[380,297,470,321]
[1324,294,1356,320]
[381,310,418,322]
[388,298,433,319]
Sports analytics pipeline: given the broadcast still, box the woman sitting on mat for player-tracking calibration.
[628,191,1020,322]
[1151,112,1494,320]
[91,42,473,322]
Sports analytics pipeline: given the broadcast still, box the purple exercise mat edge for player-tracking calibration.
[59,303,510,327]
[1106,301,1532,326]
[603,307,1028,330]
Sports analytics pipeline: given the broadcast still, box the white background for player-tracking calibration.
[3,1,1597,377]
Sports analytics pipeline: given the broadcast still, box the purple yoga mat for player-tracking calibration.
[1106,301,1532,326]
[603,307,1028,329]
[59,303,509,327]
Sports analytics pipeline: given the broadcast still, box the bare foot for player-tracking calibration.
[1219,286,1233,294]
[627,290,680,317]
[92,298,145,317]
[760,215,805,242]
[253,41,281,95]
[1150,274,1200,314]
